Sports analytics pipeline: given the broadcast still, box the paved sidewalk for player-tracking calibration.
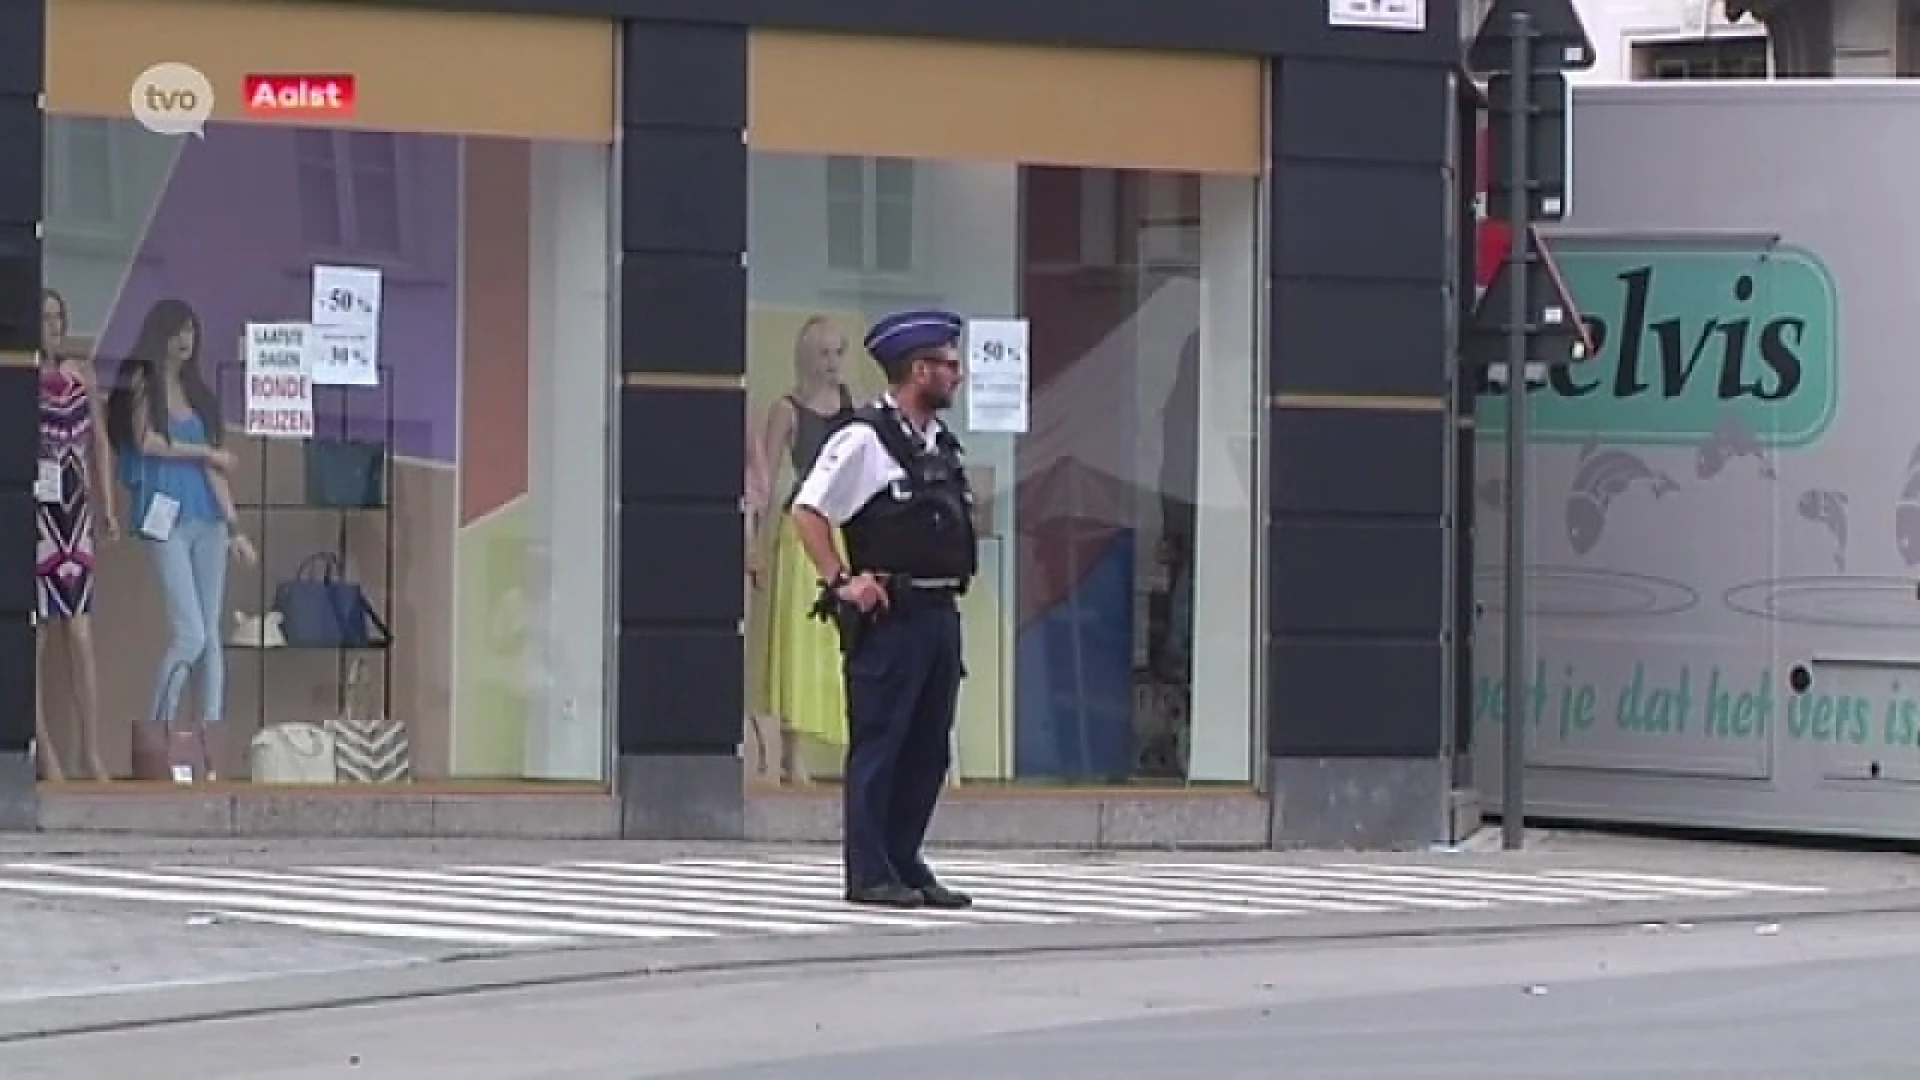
[0,822,1904,1006]
[0,826,1910,1026]
[0,898,424,1008]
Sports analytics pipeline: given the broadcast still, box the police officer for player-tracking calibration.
[789,309,977,910]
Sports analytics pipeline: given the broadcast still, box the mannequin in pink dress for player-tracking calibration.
[35,288,119,782]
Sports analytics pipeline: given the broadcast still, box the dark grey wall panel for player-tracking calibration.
[0,0,41,97]
[1265,47,1454,768]
[0,490,32,618]
[0,366,37,489]
[619,254,746,377]
[621,19,746,127]
[1269,406,1446,519]
[0,0,39,757]
[618,386,745,503]
[1270,520,1443,638]
[616,20,750,759]
[620,129,747,257]
[1278,60,1450,166]
[1264,400,1449,759]
[1272,278,1444,397]
[1268,639,1445,757]
[1271,163,1446,284]
[0,107,40,228]
[0,616,27,752]
[620,503,745,626]
[620,628,743,753]
[0,241,39,354]
[1453,423,1477,762]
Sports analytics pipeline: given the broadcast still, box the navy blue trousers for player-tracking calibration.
[842,594,963,890]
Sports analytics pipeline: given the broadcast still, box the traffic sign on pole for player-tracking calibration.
[1463,230,1593,370]
[1466,0,1597,74]
[1461,0,1595,854]
[1486,71,1571,221]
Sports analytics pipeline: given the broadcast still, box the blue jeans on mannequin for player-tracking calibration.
[145,518,229,730]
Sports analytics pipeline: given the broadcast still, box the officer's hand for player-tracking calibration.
[837,572,889,613]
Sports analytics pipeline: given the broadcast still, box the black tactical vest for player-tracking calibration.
[841,403,979,587]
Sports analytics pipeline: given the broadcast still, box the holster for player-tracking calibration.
[810,584,870,655]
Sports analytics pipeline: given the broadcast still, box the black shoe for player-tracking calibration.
[918,883,973,910]
[846,883,926,908]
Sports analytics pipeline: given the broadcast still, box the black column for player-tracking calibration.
[1266,55,1453,849]
[1452,77,1484,794]
[615,18,749,838]
[0,0,44,830]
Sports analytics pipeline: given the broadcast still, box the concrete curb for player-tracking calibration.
[5,886,1920,1043]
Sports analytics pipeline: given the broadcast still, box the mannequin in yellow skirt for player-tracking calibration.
[750,316,857,782]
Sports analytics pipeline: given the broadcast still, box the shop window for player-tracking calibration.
[746,151,1261,791]
[825,155,917,276]
[1077,170,1122,269]
[1631,35,1771,79]
[36,115,615,787]
[45,118,139,249]
[49,119,118,227]
[295,130,407,258]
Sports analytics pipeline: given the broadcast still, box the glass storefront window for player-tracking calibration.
[35,114,615,785]
[743,152,1261,788]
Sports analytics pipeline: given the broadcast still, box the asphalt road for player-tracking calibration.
[3,910,1919,1079]
[704,948,1912,1080]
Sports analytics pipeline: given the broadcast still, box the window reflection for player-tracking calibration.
[38,115,614,785]
[746,152,1260,790]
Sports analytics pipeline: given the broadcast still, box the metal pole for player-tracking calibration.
[1501,10,1533,853]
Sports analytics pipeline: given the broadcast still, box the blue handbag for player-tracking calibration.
[273,553,390,648]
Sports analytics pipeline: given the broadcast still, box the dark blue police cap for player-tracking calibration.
[863,309,963,371]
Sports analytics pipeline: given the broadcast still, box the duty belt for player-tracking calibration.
[876,573,964,591]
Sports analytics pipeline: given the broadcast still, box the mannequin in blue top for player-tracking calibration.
[106,298,256,781]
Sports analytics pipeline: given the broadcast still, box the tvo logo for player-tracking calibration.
[129,62,214,137]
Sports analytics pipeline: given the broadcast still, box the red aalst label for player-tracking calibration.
[242,74,357,117]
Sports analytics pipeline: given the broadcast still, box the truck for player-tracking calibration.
[1474,79,1920,839]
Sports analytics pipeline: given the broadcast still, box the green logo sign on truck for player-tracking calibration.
[1477,241,1838,447]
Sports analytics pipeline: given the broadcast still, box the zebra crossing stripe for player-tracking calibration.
[921,860,1501,911]
[808,860,1412,914]
[176,908,559,947]
[1316,864,1761,900]
[3,863,713,942]
[469,863,1062,926]
[926,864,1401,915]
[163,866,851,936]
[280,865,957,930]
[0,857,1832,950]
[1102,864,1623,906]
[1118,861,1794,902]
[704,857,1528,912]
[583,861,1243,921]
[1535,869,1829,895]
[0,870,573,947]
[557,862,1084,924]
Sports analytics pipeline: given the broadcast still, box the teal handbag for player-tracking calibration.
[304,439,387,508]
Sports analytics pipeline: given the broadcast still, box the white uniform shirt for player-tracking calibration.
[792,394,946,526]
